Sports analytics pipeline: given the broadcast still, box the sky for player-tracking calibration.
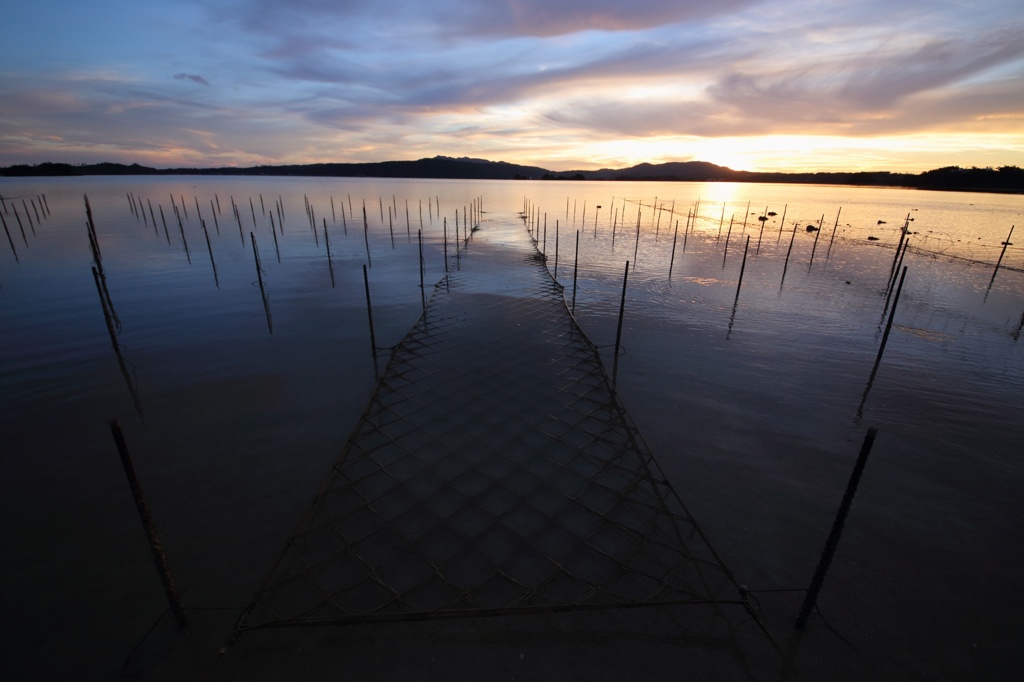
[1,0,1022,173]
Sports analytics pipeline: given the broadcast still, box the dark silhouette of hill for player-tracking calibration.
[2,157,1020,193]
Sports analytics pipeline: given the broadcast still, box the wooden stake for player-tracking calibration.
[796,428,879,630]
[109,418,185,627]
[201,220,219,288]
[363,264,379,380]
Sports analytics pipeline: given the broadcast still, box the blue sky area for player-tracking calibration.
[2,0,1022,171]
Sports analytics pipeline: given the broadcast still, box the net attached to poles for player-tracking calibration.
[238,218,757,637]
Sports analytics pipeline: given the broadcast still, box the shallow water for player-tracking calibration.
[0,176,1021,679]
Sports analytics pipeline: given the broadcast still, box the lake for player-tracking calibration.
[1,176,1021,679]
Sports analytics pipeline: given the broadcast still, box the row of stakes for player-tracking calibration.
[50,188,1021,643]
[513,193,983,637]
[1,191,51,264]
[95,190,486,636]
[87,189,487,418]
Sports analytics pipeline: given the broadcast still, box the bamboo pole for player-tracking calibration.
[418,229,426,311]
[159,206,171,244]
[250,232,272,334]
[324,219,335,288]
[808,214,824,270]
[857,266,909,420]
[612,261,630,387]
[986,225,1015,292]
[572,230,580,314]
[825,207,842,260]
[780,222,798,290]
[2,213,19,263]
[270,214,281,263]
[796,428,880,630]
[201,220,219,288]
[363,264,379,380]
[109,418,184,627]
[669,220,680,278]
[726,236,751,340]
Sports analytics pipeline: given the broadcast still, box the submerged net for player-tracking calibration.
[234,217,771,650]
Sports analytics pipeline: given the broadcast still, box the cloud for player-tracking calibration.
[2,0,1022,170]
[173,73,210,86]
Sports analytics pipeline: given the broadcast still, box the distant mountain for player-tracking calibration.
[578,161,738,181]
[2,157,1021,193]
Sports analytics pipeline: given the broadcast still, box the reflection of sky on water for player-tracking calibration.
[1,176,1021,681]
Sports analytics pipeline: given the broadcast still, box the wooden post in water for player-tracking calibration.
[554,220,560,280]
[363,264,380,380]
[2,213,19,263]
[886,214,910,286]
[726,236,751,340]
[542,214,548,259]
[418,229,426,311]
[780,222,798,290]
[362,204,372,268]
[776,204,788,243]
[632,206,642,264]
[986,225,1015,292]
[884,239,910,314]
[324,219,335,287]
[235,199,244,246]
[669,220,680,278]
[722,216,735,268]
[796,427,879,630]
[572,230,580,314]
[250,232,273,334]
[270,214,280,263]
[109,418,186,627]
[159,206,171,244]
[201,220,219,288]
[755,205,768,255]
[177,210,191,265]
[92,267,141,417]
[612,261,630,387]
[13,204,28,245]
[808,214,824,269]
[825,207,842,260]
[857,266,908,420]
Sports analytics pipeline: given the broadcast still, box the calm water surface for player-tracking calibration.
[1,176,1021,679]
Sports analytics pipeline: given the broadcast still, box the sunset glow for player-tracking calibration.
[2,1,1022,172]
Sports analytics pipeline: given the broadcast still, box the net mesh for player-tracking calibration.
[239,218,752,631]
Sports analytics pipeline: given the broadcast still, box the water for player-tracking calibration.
[1,176,1021,679]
